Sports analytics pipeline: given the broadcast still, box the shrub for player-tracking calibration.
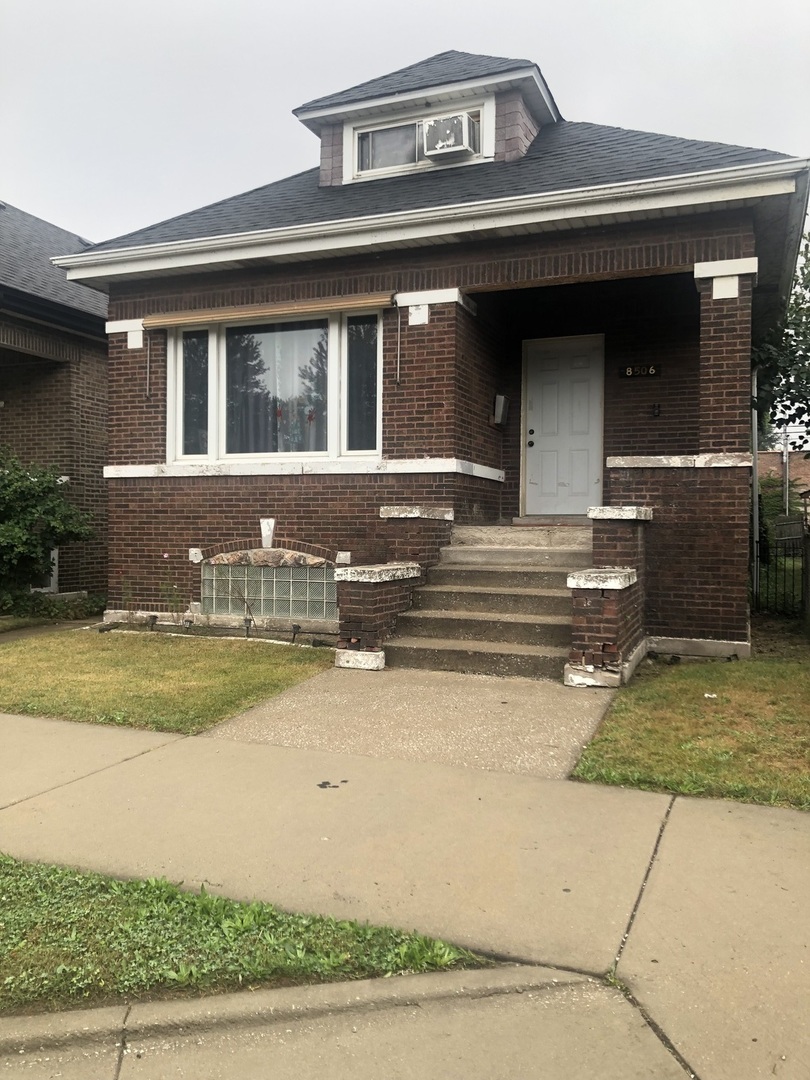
[0,448,93,594]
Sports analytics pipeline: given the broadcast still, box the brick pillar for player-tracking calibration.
[695,266,756,454]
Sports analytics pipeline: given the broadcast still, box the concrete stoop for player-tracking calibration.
[386,525,591,680]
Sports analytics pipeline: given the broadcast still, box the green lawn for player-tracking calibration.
[573,617,810,810]
[0,616,57,634]
[0,855,480,1015]
[0,631,333,733]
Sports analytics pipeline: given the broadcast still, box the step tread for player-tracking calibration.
[399,609,571,626]
[417,584,571,598]
[387,636,570,658]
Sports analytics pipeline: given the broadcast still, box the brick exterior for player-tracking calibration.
[103,212,757,644]
[318,122,344,187]
[569,581,644,669]
[337,577,421,647]
[494,90,540,162]
[0,319,108,593]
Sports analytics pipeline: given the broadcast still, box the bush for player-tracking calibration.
[0,448,93,593]
[0,591,106,620]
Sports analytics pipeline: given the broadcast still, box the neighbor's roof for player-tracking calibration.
[294,50,538,113]
[86,122,791,255]
[0,201,107,318]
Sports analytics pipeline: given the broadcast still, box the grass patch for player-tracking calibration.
[572,616,810,810]
[0,631,333,734]
[0,855,481,1015]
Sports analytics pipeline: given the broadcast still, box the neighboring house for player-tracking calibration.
[55,51,809,683]
[0,201,108,594]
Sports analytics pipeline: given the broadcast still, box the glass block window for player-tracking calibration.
[201,563,337,621]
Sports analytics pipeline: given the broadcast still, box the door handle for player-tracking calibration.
[527,441,534,447]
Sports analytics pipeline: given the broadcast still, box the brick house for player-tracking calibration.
[55,51,809,683]
[0,201,108,594]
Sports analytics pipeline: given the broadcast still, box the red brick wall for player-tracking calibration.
[107,213,756,322]
[103,212,756,634]
[106,473,498,610]
[697,278,752,453]
[569,581,644,669]
[604,467,750,641]
[0,333,108,594]
[337,577,420,647]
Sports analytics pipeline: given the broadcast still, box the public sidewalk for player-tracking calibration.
[1,705,808,1078]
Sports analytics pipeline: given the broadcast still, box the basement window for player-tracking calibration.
[201,563,337,620]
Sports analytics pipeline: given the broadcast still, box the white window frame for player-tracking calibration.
[167,311,383,465]
[343,97,496,184]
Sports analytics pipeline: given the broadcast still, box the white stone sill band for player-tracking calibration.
[607,454,752,469]
[103,458,505,481]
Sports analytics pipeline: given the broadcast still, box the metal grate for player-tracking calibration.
[201,564,337,620]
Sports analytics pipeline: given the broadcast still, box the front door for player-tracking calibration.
[522,335,604,516]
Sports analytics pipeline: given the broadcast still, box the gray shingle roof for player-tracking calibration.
[0,201,107,318]
[87,122,790,254]
[295,50,536,113]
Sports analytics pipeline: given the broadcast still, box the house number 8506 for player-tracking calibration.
[620,365,660,377]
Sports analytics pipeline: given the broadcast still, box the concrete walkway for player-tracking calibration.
[0,686,808,1077]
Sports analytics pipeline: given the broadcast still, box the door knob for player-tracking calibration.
[527,440,534,447]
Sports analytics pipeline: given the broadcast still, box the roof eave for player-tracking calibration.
[53,158,809,288]
[292,66,560,134]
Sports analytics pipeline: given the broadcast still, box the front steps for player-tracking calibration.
[385,524,591,680]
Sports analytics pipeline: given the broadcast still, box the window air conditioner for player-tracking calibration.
[423,113,478,157]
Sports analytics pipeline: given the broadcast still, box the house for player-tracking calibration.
[0,201,108,594]
[54,51,809,683]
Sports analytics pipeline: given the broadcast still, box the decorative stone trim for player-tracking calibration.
[606,454,752,469]
[379,505,454,520]
[394,289,477,315]
[103,458,505,482]
[335,649,386,670]
[693,258,758,280]
[334,562,421,583]
[647,635,751,659]
[567,568,638,590]
[587,506,653,521]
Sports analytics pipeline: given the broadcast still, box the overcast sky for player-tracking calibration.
[2,0,808,244]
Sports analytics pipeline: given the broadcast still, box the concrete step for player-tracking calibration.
[412,584,571,616]
[395,609,571,648]
[451,525,592,549]
[427,565,573,590]
[439,546,591,568]
[385,637,569,680]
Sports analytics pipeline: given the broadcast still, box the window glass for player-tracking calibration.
[182,330,208,455]
[226,321,328,454]
[346,315,377,451]
[358,123,420,171]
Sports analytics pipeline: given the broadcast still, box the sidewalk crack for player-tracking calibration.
[0,736,189,812]
[612,794,676,972]
[112,1005,132,1080]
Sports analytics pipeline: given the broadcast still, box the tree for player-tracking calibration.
[755,232,810,447]
[0,448,93,594]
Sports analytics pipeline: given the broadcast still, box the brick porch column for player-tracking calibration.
[694,258,758,454]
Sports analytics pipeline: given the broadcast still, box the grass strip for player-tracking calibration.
[0,855,481,1015]
[573,625,810,810]
[0,632,333,734]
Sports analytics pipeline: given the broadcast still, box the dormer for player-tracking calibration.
[293,50,561,187]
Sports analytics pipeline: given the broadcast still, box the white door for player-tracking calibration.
[522,335,604,516]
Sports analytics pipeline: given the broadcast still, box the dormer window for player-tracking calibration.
[358,121,427,172]
[348,102,491,182]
